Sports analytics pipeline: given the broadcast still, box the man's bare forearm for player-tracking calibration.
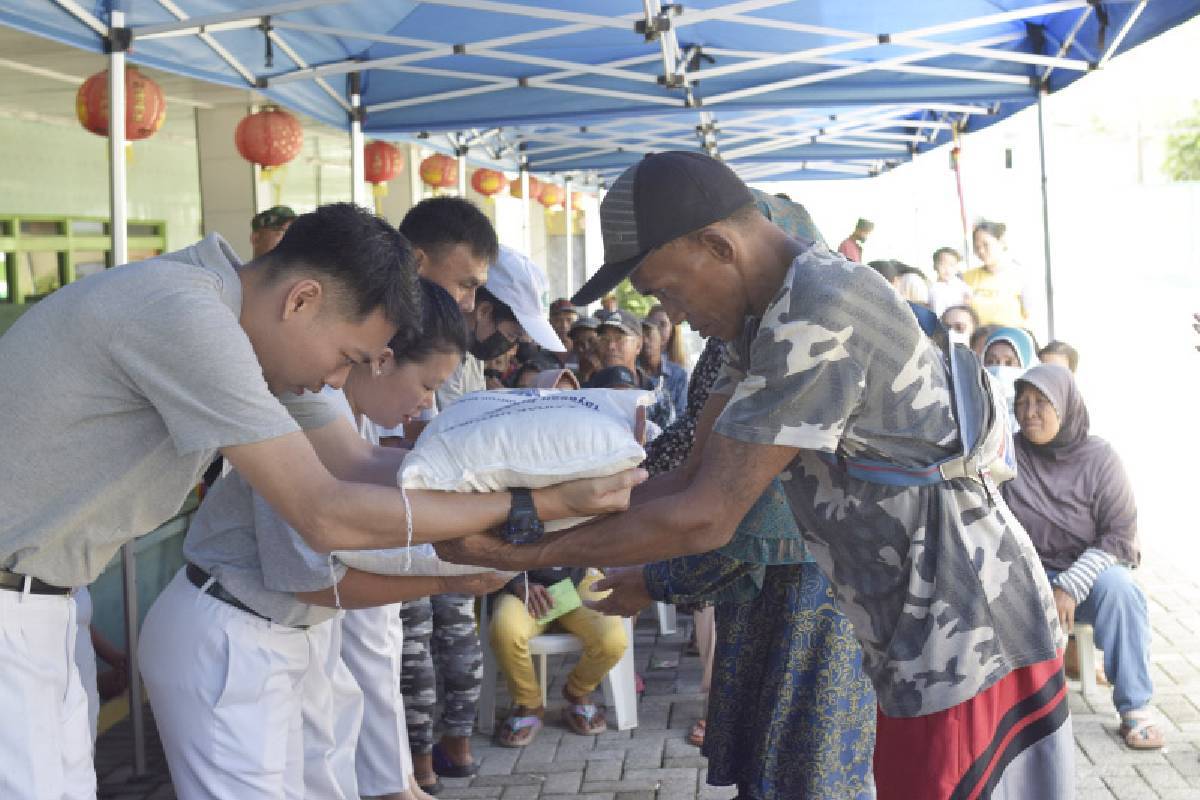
[296,569,450,608]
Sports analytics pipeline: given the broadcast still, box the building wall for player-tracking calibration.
[0,113,202,253]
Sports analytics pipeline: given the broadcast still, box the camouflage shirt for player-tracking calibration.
[711,242,1063,718]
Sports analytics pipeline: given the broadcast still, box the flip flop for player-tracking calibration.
[564,702,608,736]
[1120,715,1165,750]
[431,742,479,778]
[496,712,543,748]
[416,777,444,796]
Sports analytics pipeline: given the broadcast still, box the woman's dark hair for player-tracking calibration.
[1039,340,1080,373]
[973,220,1007,240]
[941,304,980,328]
[390,278,467,364]
[399,196,499,263]
[475,287,518,325]
[867,259,899,283]
[263,203,421,336]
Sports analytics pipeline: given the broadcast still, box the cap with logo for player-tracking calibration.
[251,205,298,231]
[486,245,566,353]
[596,309,643,338]
[571,151,754,306]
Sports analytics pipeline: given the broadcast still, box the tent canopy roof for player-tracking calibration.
[3,0,1195,181]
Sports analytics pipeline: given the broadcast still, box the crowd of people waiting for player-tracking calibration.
[0,149,1165,800]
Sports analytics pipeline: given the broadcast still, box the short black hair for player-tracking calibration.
[932,247,961,264]
[475,286,518,325]
[399,196,499,264]
[1039,340,1080,373]
[263,203,421,333]
[392,278,468,364]
[973,219,1007,240]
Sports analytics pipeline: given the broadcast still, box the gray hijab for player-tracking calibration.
[1014,363,1090,454]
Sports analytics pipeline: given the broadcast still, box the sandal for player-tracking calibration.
[496,710,543,748]
[686,719,706,747]
[431,741,479,778]
[564,701,608,736]
[1120,713,1165,750]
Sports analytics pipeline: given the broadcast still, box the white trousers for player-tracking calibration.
[339,604,413,796]
[72,587,100,744]
[140,569,360,800]
[0,585,96,800]
[302,616,363,800]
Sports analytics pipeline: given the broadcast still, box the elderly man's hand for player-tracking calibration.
[585,567,654,617]
[435,532,538,570]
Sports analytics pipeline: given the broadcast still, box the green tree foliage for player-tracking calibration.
[1164,101,1200,181]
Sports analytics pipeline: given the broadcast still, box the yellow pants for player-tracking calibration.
[489,574,628,709]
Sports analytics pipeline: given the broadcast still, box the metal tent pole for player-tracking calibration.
[563,177,573,299]
[349,72,366,206]
[109,7,146,778]
[1036,89,1056,340]
[520,164,531,255]
[456,149,468,197]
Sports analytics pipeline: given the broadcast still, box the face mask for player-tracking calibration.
[985,365,1026,410]
[469,327,513,362]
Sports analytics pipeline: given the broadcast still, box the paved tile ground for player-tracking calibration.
[97,549,1200,799]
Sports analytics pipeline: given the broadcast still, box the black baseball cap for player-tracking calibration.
[571,151,755,305]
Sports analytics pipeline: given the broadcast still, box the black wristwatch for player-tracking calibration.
[501,487,545,545]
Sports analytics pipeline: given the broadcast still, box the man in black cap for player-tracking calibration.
[250,205,298,258]
[590,309,673,426]
[438,151,1073,800]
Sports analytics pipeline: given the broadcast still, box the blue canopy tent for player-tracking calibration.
[3,0,1198,775]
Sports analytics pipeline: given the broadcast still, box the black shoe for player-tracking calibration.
[431,742,479,778]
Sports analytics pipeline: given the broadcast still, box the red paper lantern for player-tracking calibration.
[510,175,542,201]
[75,66,167,141]
[419,154,458,188]
[470,168,508,197]
[234,106,304,168]
[364,141,402,186]
[538,183,565,208]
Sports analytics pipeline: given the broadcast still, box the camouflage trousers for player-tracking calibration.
[399,593,482,752]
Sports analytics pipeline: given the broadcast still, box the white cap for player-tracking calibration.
[485,245,566,352]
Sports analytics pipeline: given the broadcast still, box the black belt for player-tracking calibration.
[185,563,307,629]
[0,570,72,596]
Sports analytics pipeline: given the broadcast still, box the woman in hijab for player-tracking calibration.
[982,326,1039,420]
[1001,364,1161,749]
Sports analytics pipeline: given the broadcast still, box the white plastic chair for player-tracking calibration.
[1073,623,1099,696]
[477,593,638,734]
[655,602,677,636]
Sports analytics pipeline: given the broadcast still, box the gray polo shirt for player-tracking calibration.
[0,234,340,588]
[184,388,360,627]
[436,353,485,409]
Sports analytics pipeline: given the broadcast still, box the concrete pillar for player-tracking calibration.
[376,144,418,225]
[195,105,260,263]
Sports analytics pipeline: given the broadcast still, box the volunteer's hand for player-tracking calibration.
[444,571,510,597]
[516,583,555,619]
[1052,586,1076,634]
[535,468,648,520]
[585,567,653,617]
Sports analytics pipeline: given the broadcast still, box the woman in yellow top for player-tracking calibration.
[964,220,1030,327]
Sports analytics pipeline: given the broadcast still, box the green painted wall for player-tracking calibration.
[0,113,202,252]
